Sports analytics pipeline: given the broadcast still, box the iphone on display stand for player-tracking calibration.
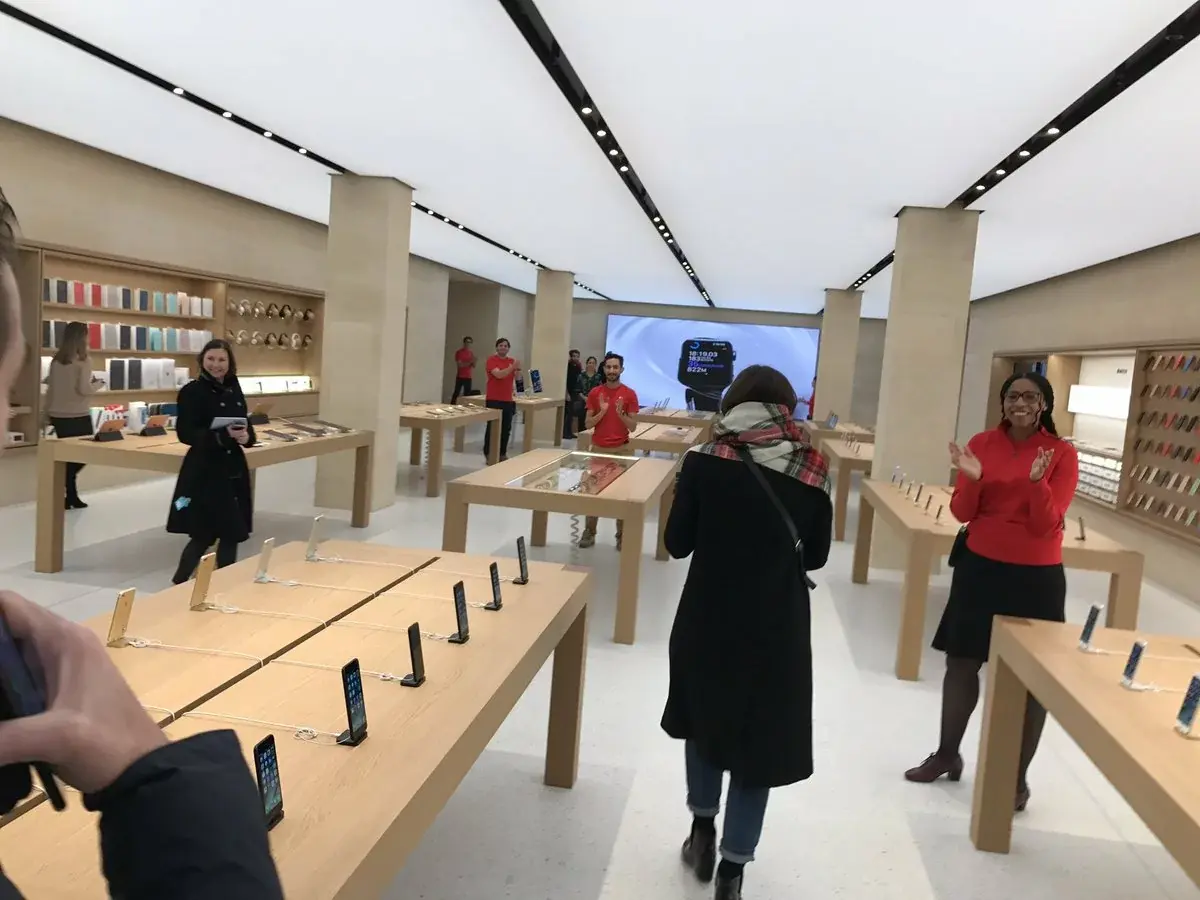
[1121,640,1147,688]
[1077,604,1103,650]
[513,536,530,585]
[253,735,285,831]
[254,538,276,583]
[0,616,66,810]
[484,562,503,611]
[448,582,470,644]
[305,515,324,561]
[401,623,426,688]
[337,659,368,746]
[1175,675,1200,736]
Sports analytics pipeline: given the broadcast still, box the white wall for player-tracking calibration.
[1071,354,1134,448]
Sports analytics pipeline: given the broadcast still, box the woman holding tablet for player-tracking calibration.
[168,339,256,583]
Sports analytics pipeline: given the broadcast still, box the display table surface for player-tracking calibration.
[852,478,1145,681]
[0,545,588,900]
[399,403,502,496]
[972,619,1200,889]
[577,422,704,456]
[35,425,374,573]
[819,437,873,541]
[459,394,565,453]
[804,420,875,446]
[635,407,715,438]
[443,448,677,644]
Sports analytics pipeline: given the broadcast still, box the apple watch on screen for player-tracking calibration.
[676,338,736,413]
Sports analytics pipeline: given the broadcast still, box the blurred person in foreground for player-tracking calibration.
[0,189,25,452]
[661,364,833,900]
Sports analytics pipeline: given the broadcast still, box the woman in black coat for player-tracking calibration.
[168,339,256,583]
[662,365,832,900]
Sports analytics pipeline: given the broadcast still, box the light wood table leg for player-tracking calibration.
[487,413,501,466]
[553,406,565,448]
[656,482,675,561]
[970,650,1025,854]
[577,431,591,452]
[523,410,536,454]
[425,426,445,498]
[613,513,644,644]
[545,601,588,788]
[1105,553,1143,630]
[351,443,373,528]
[408,428,423,466]
[35,443,66,573]
[851,492,875,584]
[895,535,933,681]
[834,460,851,542]
[453,425,466,453]
[441,485,469,552]
[531,510,549,547]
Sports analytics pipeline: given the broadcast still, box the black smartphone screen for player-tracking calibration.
[0,617,65,811]
[253,735,284,830]
[516,536,529,584]
[1122,641,1146,685]
[489,562,503,610]
[1177,675,1200,734]
[1078,605,1101,649]
[452,581,470,641]
[342,659,367,741]
[407,623,425,683]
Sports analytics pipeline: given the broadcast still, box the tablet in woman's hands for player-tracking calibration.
[210,417,248,430]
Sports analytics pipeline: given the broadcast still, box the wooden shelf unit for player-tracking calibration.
[10,245,324,447]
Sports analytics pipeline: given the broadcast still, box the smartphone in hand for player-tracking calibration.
[0,616,66,810]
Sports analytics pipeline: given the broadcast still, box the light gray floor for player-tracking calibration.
[2,434,1198,900]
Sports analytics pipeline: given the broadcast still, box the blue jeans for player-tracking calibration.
[685,741,770,865]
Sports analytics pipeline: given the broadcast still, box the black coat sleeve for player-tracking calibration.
[796,484,833,572]
[174,382,226,451]
[664,453,701,559]
[84,731,283,900]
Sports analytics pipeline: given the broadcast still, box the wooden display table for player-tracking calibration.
[442,449,677,644]
[852,479,1145,681]
[459,394,565,453]
[819,438,873,541]
[577,422,704,456]
[972,619,1200,888]
[399,403,501,496]
[804,420,875,447]
[635,407,715,440]
[0,547,588,900]
[35,426,374,574]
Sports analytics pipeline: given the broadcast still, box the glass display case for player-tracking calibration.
[507,451,637,494]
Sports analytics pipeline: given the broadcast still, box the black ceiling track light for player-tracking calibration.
[496,0,714,307]
[846,1,1200,293]
[0,1,574,293]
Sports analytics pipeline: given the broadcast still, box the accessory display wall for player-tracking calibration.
[9,244,323,449]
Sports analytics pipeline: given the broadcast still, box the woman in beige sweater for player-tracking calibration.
[44,321,98,508]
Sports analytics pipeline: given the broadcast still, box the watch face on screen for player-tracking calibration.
[677,339,736,411]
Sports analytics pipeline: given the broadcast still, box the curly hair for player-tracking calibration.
[0,187,17,269]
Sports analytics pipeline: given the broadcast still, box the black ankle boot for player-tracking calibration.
[680,822,716,883]
[715,871,743,899]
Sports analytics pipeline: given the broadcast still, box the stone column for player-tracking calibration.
[403,258,451,403]
[316,175,412,511]
[872,206,981,567]
[529,269,574,442]
[815,288,863,422]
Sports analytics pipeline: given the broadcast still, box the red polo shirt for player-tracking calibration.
[950,424,1079,566]
[455,348,474,379]
[485,354,516,402]
[588,383,639,448]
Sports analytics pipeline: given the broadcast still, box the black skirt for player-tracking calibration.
[932,545,1066,662]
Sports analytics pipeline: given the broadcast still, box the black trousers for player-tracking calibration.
[482,400,516,458]
[49,415,94,499]
[451,377,472,403]
[173,535,238,584]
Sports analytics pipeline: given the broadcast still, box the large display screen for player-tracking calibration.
[603,314,820,413]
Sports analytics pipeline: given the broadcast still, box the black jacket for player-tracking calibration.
[0,731,283,899]
[660,451,832,788]
[167,375,256,542]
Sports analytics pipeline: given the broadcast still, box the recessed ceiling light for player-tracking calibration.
[619,165,629,173]
[510,249,516,254]
[664,233,671,238]
[975,184,985,191]
[222,111,232,118]
[1018,149,1031,157]
[426,209,434,215]
[581,106,593,115]
[298,148,308,155]
[443,217,450,222]
[608,149,618,157]
[411,201,416,207]
[667,239,674,244]
[596,129,607,137]
[658,224,665,230]
[263,131,273,138]
[653,217,661,223]
[458,224,464,229]
[172,87,184,96]
[995,168,1005,176]
[1047,127,1060,136]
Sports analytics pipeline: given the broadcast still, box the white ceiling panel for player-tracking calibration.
[536,0,1193,313]
[5,0,702,306]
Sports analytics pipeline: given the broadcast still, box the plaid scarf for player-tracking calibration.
[692,402,830,492]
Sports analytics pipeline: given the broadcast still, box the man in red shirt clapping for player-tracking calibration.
[580,352,639,549]
[483,338,520,462]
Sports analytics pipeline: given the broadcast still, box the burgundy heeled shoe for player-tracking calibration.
[904,752,964,783]
[1015,784,1031,812]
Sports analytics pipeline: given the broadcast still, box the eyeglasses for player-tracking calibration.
[1004,391,1042,404]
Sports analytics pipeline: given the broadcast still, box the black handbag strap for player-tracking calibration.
[735,447,817,590]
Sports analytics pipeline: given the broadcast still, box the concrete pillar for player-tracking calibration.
[315,175,412,511]
[403,258,450,403]
[815,288,863,422]
[872,206,981,567]
[528,269,574,441]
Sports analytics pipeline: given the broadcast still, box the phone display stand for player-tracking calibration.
[94,430,124,443]
[139,424,167,437]
[447,630,469,645]
[106,588,137,647]
[513,536,530,585]
[254,538,276,584]
[305,515,324,561]
[336,729,367,747]
[189,552,217,611]
[248,412,270,426]
[401,671,426,688]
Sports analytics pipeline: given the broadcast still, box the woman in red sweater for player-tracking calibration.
[904,372,1078,812]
